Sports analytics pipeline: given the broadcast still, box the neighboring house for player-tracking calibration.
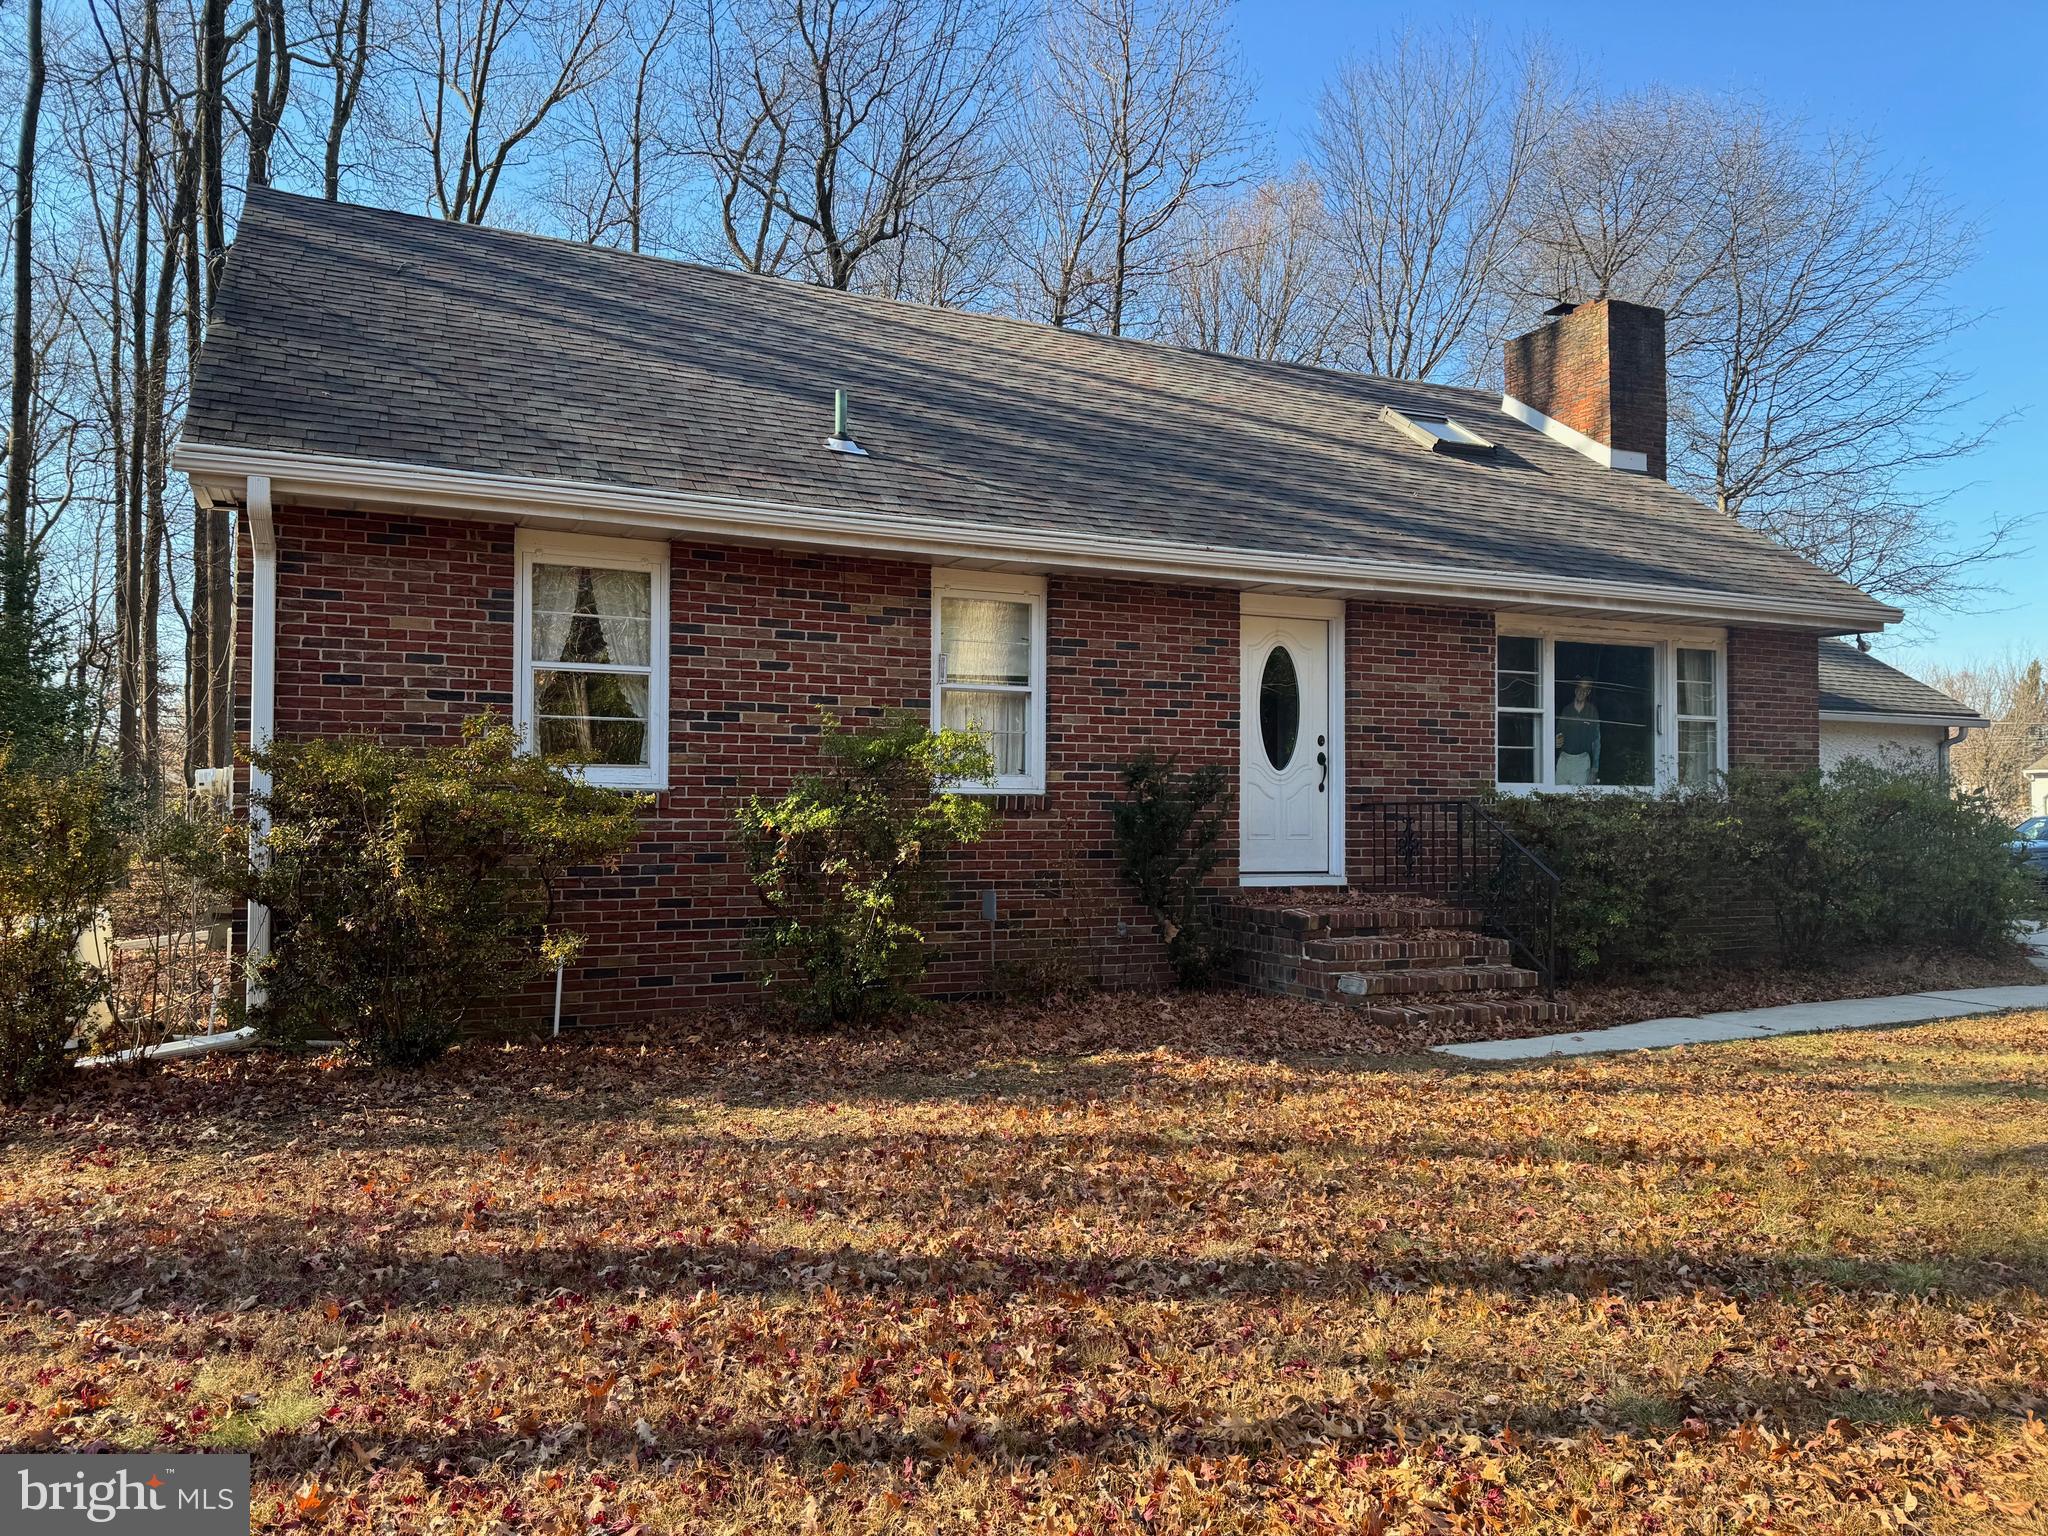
[2030,752,2048,817]
[1817,641,1984,775]
[176,191,1899,1023]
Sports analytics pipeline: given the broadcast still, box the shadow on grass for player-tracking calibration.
[211,1371,2018,1489]
[10,1204,2042,1319]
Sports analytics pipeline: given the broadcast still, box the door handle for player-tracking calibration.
[1317,750,1328,793]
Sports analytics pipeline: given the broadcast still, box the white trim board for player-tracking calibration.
[172,441,1901,634]
[1499,394,1650,474]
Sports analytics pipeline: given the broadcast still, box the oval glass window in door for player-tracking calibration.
[1260,646,1301,770]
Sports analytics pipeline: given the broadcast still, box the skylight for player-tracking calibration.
[1380,404,1495,456]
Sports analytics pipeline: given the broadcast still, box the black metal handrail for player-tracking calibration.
[1353,798,1561,996]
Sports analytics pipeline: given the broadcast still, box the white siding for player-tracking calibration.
[1819,720,1946,772]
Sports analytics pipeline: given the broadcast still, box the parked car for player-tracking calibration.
[2013,816,2048,882]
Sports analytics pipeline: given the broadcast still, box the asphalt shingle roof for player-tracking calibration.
[186,189,1893,625]
[1818,641,1981,720]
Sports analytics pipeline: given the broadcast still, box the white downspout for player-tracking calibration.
[245,476,276,1010]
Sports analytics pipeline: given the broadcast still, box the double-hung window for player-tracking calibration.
[1674,647,1721,787]
[1495,626,1725,792]
[932,571,1047,793]
[515,531,669,790]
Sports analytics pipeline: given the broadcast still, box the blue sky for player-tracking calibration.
[1232,0,2046,670]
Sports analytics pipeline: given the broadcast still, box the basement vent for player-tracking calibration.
[1379,404,1495,456]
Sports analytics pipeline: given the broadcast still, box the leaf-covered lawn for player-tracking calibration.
[4,996,2046,1533]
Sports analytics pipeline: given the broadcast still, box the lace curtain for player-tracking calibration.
[531,564,650,669]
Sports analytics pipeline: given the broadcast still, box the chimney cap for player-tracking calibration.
[1542,301,1578,318]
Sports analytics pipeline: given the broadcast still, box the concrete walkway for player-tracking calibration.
[2024,921,2048,973]
[1437,982,2048,1061]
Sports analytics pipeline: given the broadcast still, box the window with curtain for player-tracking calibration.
[1676,647,1721,786]
[933,574,1045,791]
[518,535,668,789]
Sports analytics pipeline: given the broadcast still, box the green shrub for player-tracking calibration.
[735,716,995,1028]
[0,754,129,1102]
[1488,787,1733,981]
[196,718,642,1067]
[1727,761,2029,963]
[1110,751,1231,987]
[1491,762,2031,984]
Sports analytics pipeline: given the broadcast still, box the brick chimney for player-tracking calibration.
[1503,298,1666,478]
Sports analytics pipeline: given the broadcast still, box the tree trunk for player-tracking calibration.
[4,0,45,631]
[119,9,154,784]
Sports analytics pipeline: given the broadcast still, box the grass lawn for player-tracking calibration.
[3,996,2045,1534]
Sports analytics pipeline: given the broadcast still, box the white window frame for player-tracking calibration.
[1672,643,1726,789]
[931,569,1047,795]
[1494,618,1727,794]
[514,528,670,791]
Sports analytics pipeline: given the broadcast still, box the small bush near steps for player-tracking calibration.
[1110,751,1230,987]
[735,716,995,1028]
[190,718,642,1067]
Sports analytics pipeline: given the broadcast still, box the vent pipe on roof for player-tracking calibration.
[825,388,867,456]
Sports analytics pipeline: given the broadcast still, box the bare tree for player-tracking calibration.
[1509,93,2024,607]
[295,0,376,199]
[245,0,293,187]
[1923,653,2048,818]
[401,0,616,224]
[545,0,685,250]
[1511,89,1724,320]
[686,0,1021,290]
[851,134,1018,307]
[1311,27,1557,381]
[1007,0,1250,336]
[1162,173,1342,364]
[1684,123,2019,604]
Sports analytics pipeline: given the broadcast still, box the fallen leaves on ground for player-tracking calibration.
[3,1000,2046,1533]
[1566,947,2044,1031]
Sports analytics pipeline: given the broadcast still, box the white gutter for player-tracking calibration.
[245,475,276,1011]
[1819,709,1989,728]
[173,441,1903,634]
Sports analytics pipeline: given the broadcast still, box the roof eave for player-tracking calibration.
[1819,708,1988,729]
[174,440,1905,634]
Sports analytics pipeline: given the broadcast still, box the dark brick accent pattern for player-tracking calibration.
[1342,600,1496,845]
[240,506,1240,1025]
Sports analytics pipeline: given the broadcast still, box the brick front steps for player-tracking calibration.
[1223,894,1571,1032]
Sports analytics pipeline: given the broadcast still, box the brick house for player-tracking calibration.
[176,191,1900,1027]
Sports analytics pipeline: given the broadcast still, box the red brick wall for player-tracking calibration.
[1343,600,1496,801]
[1728,626,1821,774]
[1342,599,1498,887]
[1504,299,1668,479]
[245,505,1239,1023]
[236,505,1826,1015]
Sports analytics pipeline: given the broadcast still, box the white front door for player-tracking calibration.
[1241,612,1333,875]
